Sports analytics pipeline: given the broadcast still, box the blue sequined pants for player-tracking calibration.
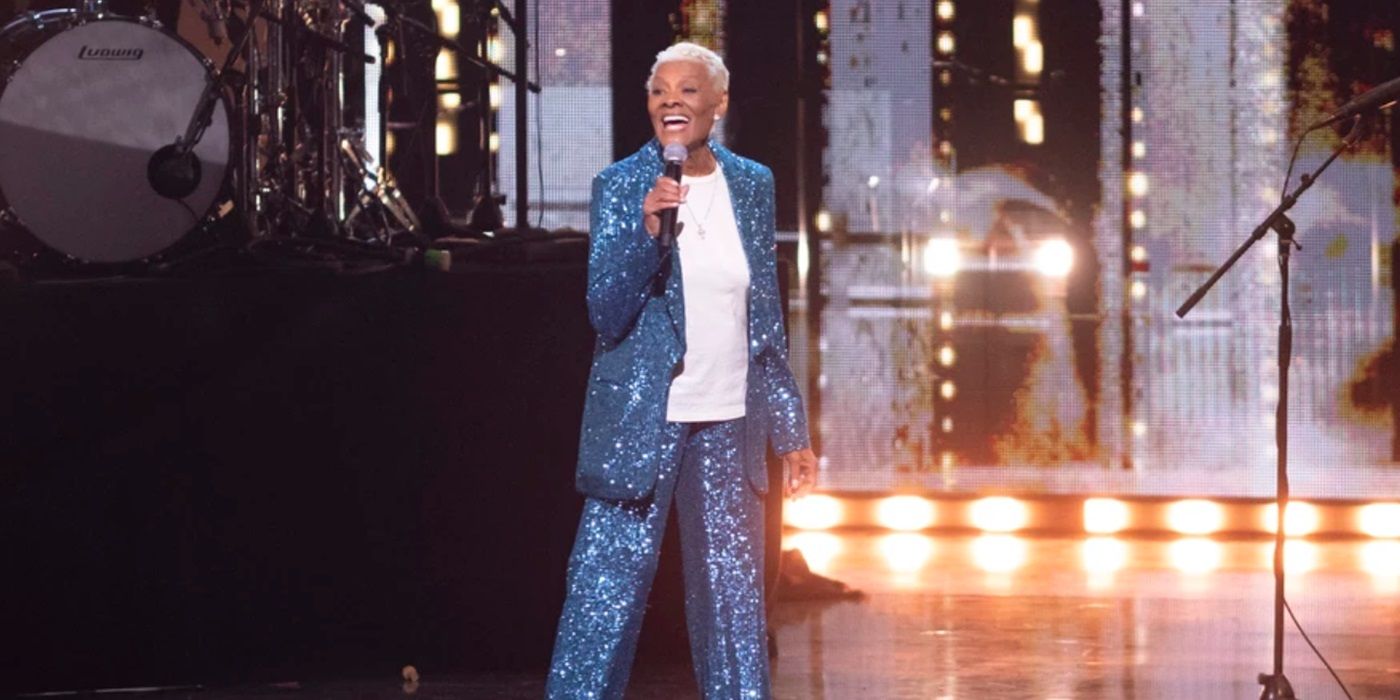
[546,418,770,699]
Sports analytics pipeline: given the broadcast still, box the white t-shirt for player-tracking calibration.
[665,166,751,422]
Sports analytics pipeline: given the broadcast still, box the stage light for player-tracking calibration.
[1128,172,1149,197]
[554,47,567,58]
[866,175,880,189]
[1013,99,1044,145]
[488,132,500,153]
[876,496,936,531]
[1167,499,1224,535]
[439,93,461,110]
[1130,245,1148,263]
[879,533,934,574]
[489,84,503,109]
[1034,238,1074,278]
[1264,540,1318,575]
[940,452,955,469]
[939,208,952,223]
[1359,503,1400,538]
[1361,540,1400,577]
[815,209,832,233]
[438,2,459,38]
[923,238,962,278]
[1012,15,1034,48]
[1131,106,1144,123]
[1022,40,1043,75]
[939,345,956,367]
[1125,171,1148,197]
[1130,210,1147,229]
[1084,498,1130,534]
[1130,280,1147,300]
[1132,1,1144,18]
[1169,538,1222,574]
[435,120,456,155]
[1131,420,1147,438]
[941,417,953,433]
[972,534,1028,573]
[814,10,829,32]
[435,52,456,81]
[970,497,1029,533]
[786,495,844,531]
[939,381,957,400]
[1082,536,1128,574]
[1132,141,1146,159]
[788,531,842,575]
[488,36,505,63]
[937,1,955,22]
[937,32,956,55]
[1262,502,1320,537]
[940,311,954,330]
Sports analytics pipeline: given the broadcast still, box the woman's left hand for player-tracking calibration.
[781,448,819,498]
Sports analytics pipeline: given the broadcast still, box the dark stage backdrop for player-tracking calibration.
[0,266,600,692]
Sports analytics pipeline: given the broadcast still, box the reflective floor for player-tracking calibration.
[177,533,1400,699]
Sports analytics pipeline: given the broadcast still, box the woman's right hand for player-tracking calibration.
[642,176,688,237]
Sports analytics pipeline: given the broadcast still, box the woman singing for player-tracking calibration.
[546,43,819,699]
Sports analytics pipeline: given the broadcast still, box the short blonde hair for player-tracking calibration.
[646,42,729,93]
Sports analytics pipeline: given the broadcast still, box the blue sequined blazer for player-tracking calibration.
[575,139,810,501]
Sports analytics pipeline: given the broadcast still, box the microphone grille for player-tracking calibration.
[663,142,688,163]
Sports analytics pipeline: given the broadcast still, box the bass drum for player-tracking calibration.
[0,11,231,264]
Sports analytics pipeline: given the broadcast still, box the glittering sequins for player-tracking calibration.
[574,138,811,503]
[548,419,770,699]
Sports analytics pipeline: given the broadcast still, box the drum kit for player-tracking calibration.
[0,0,428,269]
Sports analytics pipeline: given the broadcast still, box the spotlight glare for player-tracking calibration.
[1359,503,1400,538]
[1082,536,1128,574]
[972,534,1028,573]
[879,533,935,574]
[788,531,842,575]
[970,496,1029,533]
[1033,238,1074,278]
[923,238,963,278]
[1169,538,1223,574]
[1262,502,1320,537]
[1361,540,1400,577]
[1128,171,1149,197]
[1166,499,1225,535]
[786,495,844,531]
[1084,498,1130,534]
[876,496,936,531]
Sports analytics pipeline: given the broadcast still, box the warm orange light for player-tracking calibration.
[1083,498,1130,534]
[971,534,1028,573]
[1267,540,1318,575]
[1166,499,1225,535]
[879,533,935,574]
[786,495,844,530]
[1261,502,1320,537]
[970,497,1029,533]
[1081,536,1128,574]
[1358,503,1400,538]
[876,496,936,531]
[787,531,842,575]
[1168,538,1223,574]
[1361,540,1400,577]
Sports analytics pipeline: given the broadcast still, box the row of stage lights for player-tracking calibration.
[786,494,1400,539]
[788,531,1400,584]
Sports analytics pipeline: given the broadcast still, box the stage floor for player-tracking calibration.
[124,533,1400,699]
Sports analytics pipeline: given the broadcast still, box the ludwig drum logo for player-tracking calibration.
[77,46,144,60]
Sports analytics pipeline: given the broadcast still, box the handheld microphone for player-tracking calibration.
[1309,75,1400,131]
[658,142,687,247]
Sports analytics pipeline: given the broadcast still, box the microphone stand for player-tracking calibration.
[1176,115,1366,700]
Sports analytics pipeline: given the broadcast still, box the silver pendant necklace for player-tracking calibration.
[683,177,719,239]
